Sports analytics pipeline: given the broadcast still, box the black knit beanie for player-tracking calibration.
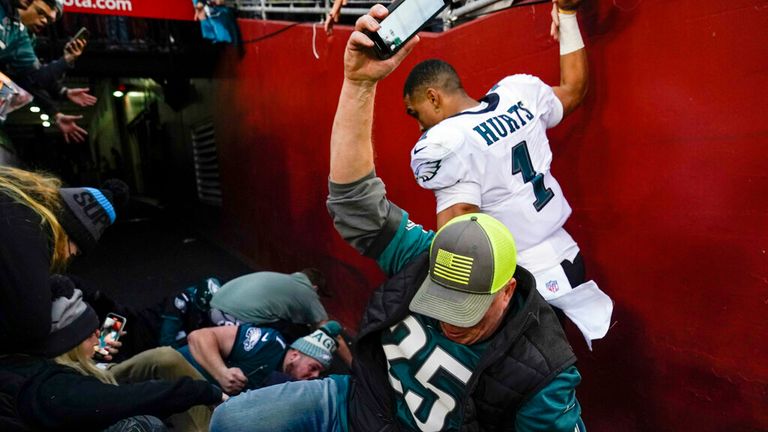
[58,180,128,254]
[42,275,100,358]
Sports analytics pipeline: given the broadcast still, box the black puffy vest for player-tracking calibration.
[347,253,576,432]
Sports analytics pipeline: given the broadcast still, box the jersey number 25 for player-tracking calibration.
[384,316,472,432]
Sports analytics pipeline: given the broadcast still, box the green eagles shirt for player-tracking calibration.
[0,9,39,74]
[178,325,287,391]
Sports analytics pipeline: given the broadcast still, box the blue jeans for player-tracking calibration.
[210,376,348,432]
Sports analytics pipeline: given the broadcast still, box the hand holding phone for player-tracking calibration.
[367,0,449,59]
[64,30,88,64]
[340,5,420,84]
[94,313,126,358]
[73,27,89,42]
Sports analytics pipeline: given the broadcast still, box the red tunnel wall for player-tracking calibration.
[211,0,768,430]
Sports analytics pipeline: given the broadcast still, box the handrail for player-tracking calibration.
[228,0,538,29]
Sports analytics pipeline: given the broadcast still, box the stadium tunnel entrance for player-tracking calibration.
[1,14,247,313]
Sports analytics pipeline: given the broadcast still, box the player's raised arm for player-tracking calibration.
[329,4,419,184]
[550,0,589,117]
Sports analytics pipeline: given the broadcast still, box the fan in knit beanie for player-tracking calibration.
[41,275,100,357]
[289,321,342,369]
[58,179,129,254]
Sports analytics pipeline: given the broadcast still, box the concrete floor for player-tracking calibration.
[69,201,252,309]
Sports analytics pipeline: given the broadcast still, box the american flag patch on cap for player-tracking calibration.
[433,249,474,285]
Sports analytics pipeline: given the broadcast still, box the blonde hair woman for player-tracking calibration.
[54,329,118,386]
[0,167,121,355]
[0,285,224,431]
[0,167,71,267]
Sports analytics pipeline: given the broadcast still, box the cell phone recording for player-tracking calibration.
[73,27,89,42]
[367,0,450,59]
[94,313,126,357]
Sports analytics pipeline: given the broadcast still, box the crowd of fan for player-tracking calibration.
[0,0,240,149]
[0,0,96,142]
[0,165,352,431]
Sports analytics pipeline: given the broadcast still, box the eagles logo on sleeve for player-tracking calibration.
[414,159,442,182]
[410,124,465,187]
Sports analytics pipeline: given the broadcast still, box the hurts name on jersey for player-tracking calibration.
[472,100,534,146]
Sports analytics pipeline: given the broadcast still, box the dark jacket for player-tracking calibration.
[0,354,222,431]
[12,59,74,117]
[347,253,576,432]
[0,194,55,354]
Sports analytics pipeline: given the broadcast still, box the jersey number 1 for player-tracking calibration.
[512,140,554,212]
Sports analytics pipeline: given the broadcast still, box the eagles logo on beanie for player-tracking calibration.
[58,179,128,254]
[289,321,342,369]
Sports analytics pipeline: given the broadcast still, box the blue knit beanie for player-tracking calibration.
[58,179,128,254]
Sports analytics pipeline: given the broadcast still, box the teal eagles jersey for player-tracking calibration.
[0,9,38,73]
[178,324,287,391]
[382,313,489,432]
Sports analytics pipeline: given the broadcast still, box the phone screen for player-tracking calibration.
[74,27,89,41]
[94,313,126,356]
[376,0,446,53]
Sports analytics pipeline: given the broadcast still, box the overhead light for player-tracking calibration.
[113,90,125,98]
[42,121,51,127]
[40,114,49,121]
[29,106,40,113]
[126,91,144,98]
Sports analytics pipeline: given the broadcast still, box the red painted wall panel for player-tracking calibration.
[212,1,768,430]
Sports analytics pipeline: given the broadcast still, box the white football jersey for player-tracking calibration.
[410,74,578,270]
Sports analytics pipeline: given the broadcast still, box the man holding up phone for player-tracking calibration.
[210,4,586,432]
[405,0,612,348]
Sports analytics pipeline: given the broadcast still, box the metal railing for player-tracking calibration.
[191,121,223,206]
[231,0,373,20]
[228,0,535,29]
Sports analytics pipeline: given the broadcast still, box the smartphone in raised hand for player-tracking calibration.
[73,26,89,42]
[367,0,450,59]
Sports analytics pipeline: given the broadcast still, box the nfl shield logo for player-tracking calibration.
[546,280,559,293]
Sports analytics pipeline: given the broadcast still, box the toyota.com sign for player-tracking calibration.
[62,0,194,20]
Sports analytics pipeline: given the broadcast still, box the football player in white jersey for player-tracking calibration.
[406,0,612,347]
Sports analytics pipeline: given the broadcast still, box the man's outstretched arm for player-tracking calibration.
[327,5,434,276]
[550,0,589,116]
[329,4,419,184]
